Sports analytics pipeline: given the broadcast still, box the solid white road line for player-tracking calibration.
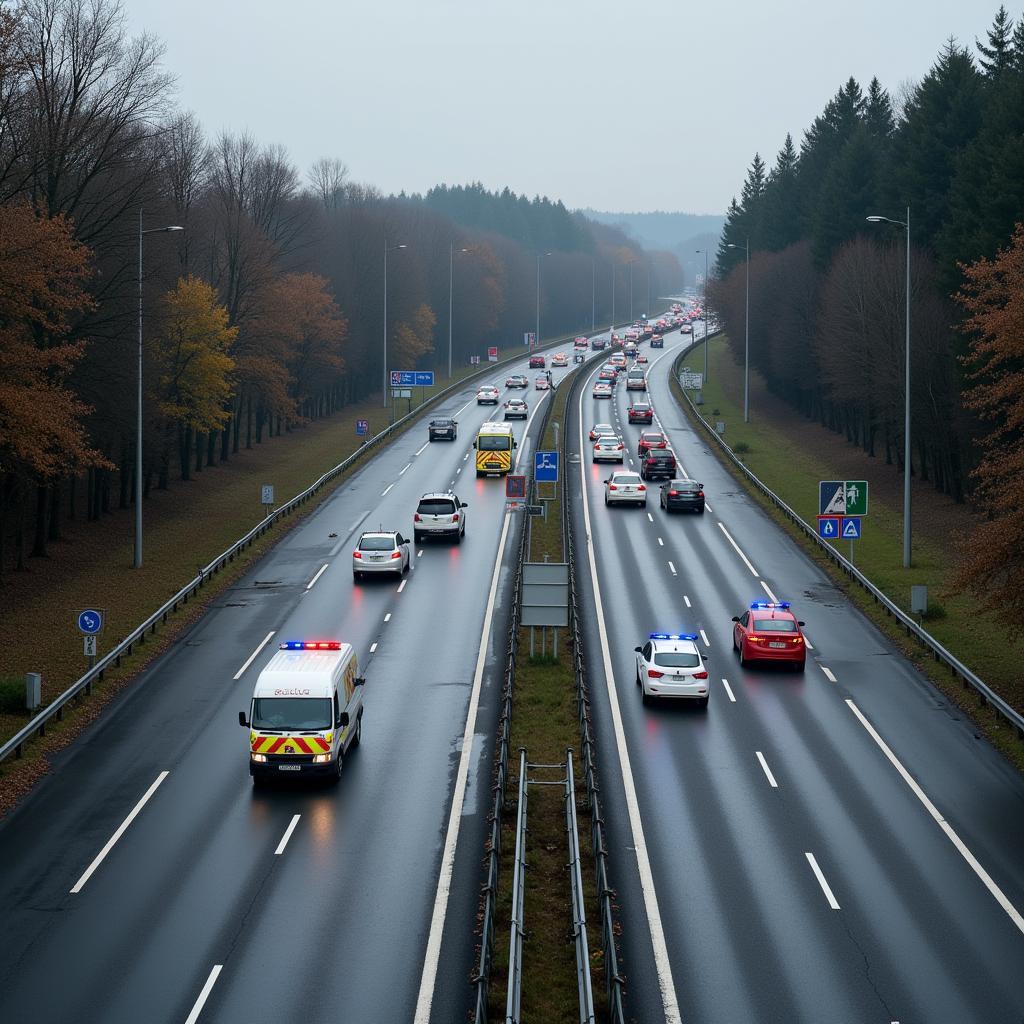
[575,378,682,1022]
[699,629,711,647]
[233,632,275,680]
[306,563,329,591]
[369,642,377,654]
[657,537,664,546]
[704,502,713,513]
[415,441,429,456]
[683,595,692,608]
[846,699,1024,936]
[721,677,736,702]
[399,463,411,475]
[668,561,677,575]
[760,580,779,603]
[184,964,223,1024]
[804,634,814,650]
[381,483,394,496]
[384,613,391,623]
[413,505,517,1022]
[756,751,779,788]
[71,772,170,893]
[397,579,407,593]
[275,814,301,855]
[805,851,841,910]
[718,522,760,576]
[820,665,837,683]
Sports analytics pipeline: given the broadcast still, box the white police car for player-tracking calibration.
[634,633,710,707]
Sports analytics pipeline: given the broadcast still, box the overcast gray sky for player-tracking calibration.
[127,0,998,215]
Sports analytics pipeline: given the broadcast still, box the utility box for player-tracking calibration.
[911,586,928,615]
[25,672,41,711]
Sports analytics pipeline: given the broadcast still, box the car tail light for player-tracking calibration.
[792,636,803,644]
[617,444,624,450]
[693,671,709,680]
[353,551,362,558]
[747,635,764,643]
[638,484,646,491]
[390,550,402,559]
[594,443,600,451]
[609,484,618,491]
[647,669,664,679]
[668,490,679,497]
[697,491,704,498]
[452,513,459,522]
[414,513,421,522]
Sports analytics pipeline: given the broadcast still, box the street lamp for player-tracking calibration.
[867,207,912,568]
[448,242,470,380]
[135,211,184,569]
[695,248,710,386]
[726,239,750,422]
[536,251,552,349]
[383,241,408,408]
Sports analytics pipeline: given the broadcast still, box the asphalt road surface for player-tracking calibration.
[0,347,577,1024]
[568,323,1024,1023]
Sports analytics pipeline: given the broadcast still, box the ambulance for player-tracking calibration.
[474,421,517,477]
[238,640,364,784]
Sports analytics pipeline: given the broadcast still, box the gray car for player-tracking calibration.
[353,531,411,580]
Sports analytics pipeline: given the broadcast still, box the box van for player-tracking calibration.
[474,421,517,476]
[626,368,647,391]
[239,641,364,785]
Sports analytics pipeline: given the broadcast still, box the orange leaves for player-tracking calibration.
[392,303,436,369]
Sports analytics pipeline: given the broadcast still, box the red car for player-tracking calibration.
[732,601,806,670]
[637,431,668,456]
[529,354,546,368]
[628,402,654,424]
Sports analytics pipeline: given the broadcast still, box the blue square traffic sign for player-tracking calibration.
[842,517,862,539]
[817,516,842,540]
[355,419,369,436]
[535,451,559,482]
[414,371,435,387]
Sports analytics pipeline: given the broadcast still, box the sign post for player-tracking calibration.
[355,418,369,439]
[818,479,867,562]
[261,484,275,519]
[77,608,103,677]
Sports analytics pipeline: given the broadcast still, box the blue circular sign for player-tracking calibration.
[78,609,102,635]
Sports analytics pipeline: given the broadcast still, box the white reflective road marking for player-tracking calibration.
[846,699,1024,936]
[805,852,841,910]
[184,964,223,1024]
[71,772,169,893]
[369,642,377,653]
[306,563,329,590]
[381,483,394,496]
[718,522,759,576]
[721,678,736,702]
[820,665,837,683]
[275,814,301,855]
[574,373,682,1022]
[399,463,411,475]
[756,751,778,788]
[384,613,391,623]
[415,442,429,456]
[804,634,814,650]
[699,629,711,647]
[668,561,677,575]
[397,579,408,593]
[683,595,691,608]
[647,512,654,523]
[760,580,779,603]
[233,631,275,680]
[704,502,713,513]
[657,537,664,546]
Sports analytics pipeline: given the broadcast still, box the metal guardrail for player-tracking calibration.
[0,321,599,767]
[563,355,628,1023]
[505,747,529,1024]
[565,749,596,1024]
[670,342,1024,741]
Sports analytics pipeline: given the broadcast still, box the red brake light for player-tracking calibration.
[390,550,402,559]
[353,551,362,558]
[609,484,618,491]
[697,491,704,498]
[638,484,646,491]
[617,444,623,450]
[647,669,664,679]
[668,490,678,497]
[414,513,421,522]
[693,671,709,679]
[452,513,459,522]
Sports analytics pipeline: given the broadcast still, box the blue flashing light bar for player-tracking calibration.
[750,601,790,610]
[649,632,699,641]
[279,641,342,651]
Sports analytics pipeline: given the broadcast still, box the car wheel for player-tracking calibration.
[698,697,709,709]
[641,691,651,706]
[604,494,609,506]
[414,530,423,544]
[456,529,463,544]
[635,667,642,686]
[353,571,360,582]
[403,555,410,573]
[793,660,805,673]
[351,714,362,748]
[698,507,705,515]
[475,470,483,478]
[739,648,748,668]
[331,754,343,784]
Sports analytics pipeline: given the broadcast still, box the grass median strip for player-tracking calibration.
[674,335,1024,768]
[489,369,610,1022]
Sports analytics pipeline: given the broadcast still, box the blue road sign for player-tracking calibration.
[535,451,559,483]
[819,480,844,515]
[389,370,415,387]
[817,516,841,540]
[842,517,862,539]
[356,419,369,436]
[414,371,435,387]
[78,609,103,635]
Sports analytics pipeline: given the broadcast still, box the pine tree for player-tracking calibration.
[976,5,1014,79]
[1012,14,1024,72]
[865,77,895,139]
[760,134,802,251]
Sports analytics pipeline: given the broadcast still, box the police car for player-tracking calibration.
[732,601,806,670]
[634,633,710,707]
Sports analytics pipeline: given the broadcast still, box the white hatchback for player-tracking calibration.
[604,471,647,507]
[353,531,410,580]
[593,435,625,463]
[476,385,500,404]
[635,633,710,707]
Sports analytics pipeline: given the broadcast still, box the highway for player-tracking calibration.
[0,348,573,1023]
[568,323,1024,1023]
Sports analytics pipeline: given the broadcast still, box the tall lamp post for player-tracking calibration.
[695,248,710,386]
[535,251,552,348]
[383,241,408,407]
[867,207,912,568]
[448,242,469,380]
[726,239,750,422]
[135,212,184,570]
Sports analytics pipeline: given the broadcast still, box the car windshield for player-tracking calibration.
[614,474,641,485]
[360,536,396,550]
[654,652,701,668]
[479,435,512,451]
[418,499,456,515]
[649,451,674,460]
[251,697,332,731]
[593,424,612,433]
[597,437,619,445]
[753,619,797,632]
[632,406,650,412]
[431,419,453,427]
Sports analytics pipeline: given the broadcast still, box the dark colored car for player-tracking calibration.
[640,448,677,480]
[628,402,654,424]
[650,335,664,348]
[591,338,607,350]
[660,478,705,513]
[428,417,457,441]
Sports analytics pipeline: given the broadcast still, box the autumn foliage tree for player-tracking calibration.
[953,224,1024,618]
[392,303,436,369]
[0,203,102,570]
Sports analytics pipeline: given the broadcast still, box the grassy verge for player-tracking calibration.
[0,329,591,811]
[489,370,609,1022]
[674,336,1024,768]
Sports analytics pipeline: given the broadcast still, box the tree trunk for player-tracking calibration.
[207,429,216,467]
[246,394,253,450]
[48,479,62,542]
[101,469,111,514]
[16,480,26,571]
[195,431,204,473]
[31,484,48,558]
[180,425,191,481]
[68,474,77,522]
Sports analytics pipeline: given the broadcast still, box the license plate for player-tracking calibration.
[769,642,787,649]
[278,764,301,771]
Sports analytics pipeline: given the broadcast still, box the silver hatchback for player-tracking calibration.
[353,531,410,580]
[414,492,468,543]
